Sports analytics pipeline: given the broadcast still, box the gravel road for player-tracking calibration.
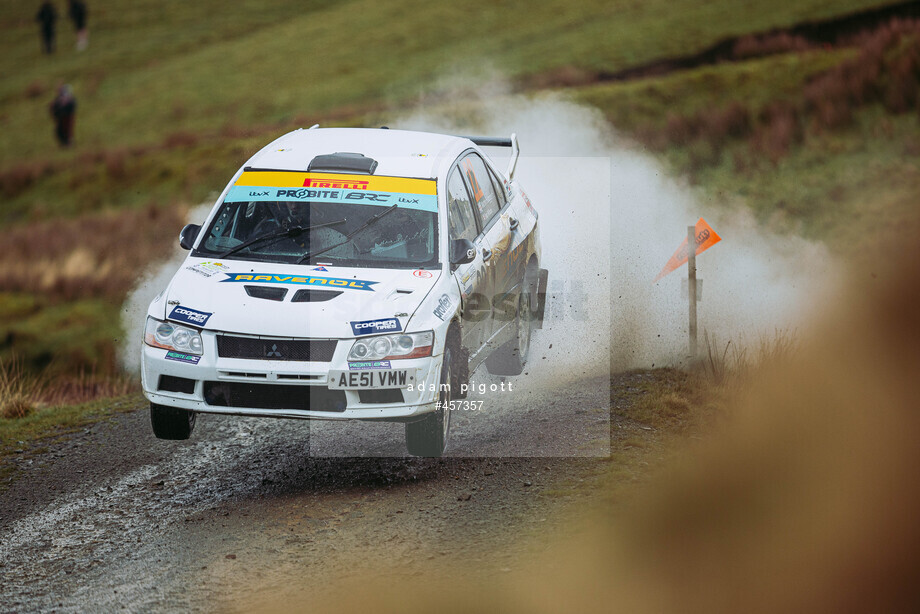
[0,368,648,612]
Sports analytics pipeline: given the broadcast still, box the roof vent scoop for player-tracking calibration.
[308,152,378,175]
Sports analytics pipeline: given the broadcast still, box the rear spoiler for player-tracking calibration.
[462,133,520,180]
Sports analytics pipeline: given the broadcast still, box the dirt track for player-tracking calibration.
[0,370,657,612]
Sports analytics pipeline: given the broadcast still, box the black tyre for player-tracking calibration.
[485,287,533,376]
[405,345,453,457]
[150,403,197,440]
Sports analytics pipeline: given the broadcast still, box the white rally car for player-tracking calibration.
[141,127,547,456]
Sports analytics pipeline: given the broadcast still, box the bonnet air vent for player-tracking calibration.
[245,285,288,301]
[307,152,378,175]
[291,289,343,303]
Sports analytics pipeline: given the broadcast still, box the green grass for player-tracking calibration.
[1,0,896,175]
[1,135,265,222]
[0,292,123,374]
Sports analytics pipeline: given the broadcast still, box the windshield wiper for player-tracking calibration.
[218,219,346,258]
[297,204,398,264]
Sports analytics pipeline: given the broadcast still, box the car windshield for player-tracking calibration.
[193,172,439,269]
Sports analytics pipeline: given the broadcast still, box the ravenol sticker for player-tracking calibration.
[348,360,392,370]
[168,305,212,327]
[433,294,453,321]
[165,351,201,365]
[350,318,402,336]
[221,273,377,291]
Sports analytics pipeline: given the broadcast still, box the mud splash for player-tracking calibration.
[391,92,836,372]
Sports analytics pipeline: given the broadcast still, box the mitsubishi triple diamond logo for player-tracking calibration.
[266,344,282,358]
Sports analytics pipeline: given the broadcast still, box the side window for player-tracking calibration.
[487,167,507,209]
[461,154,500,227]
[447,168,477,242]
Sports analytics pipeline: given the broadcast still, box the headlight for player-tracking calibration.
[348,331,434,361]
[144,317,204,355]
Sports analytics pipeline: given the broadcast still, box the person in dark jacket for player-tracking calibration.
[68,0,88,51]
[50,84,77,147]
[36,1,57,54]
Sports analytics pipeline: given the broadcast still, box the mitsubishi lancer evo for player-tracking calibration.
[141,126,548,456]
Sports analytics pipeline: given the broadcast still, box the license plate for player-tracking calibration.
[328,369,414,389]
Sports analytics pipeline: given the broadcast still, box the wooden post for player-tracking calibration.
[687,225,698,359]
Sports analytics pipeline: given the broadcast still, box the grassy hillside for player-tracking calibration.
[573,20,920,257]
[1,1,898,189]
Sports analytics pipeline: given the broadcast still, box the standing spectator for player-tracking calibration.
[50,84,77,147]
[36,1,57,54]
[68,0,88,51]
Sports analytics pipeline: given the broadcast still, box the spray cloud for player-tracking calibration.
[119,204,211,374]
[392,87,836,372]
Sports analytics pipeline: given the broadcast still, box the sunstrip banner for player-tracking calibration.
[227,171,438,213]
[221,272,377,291]
[653,218,722,282]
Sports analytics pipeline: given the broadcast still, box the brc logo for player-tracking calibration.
[304,178,370,190]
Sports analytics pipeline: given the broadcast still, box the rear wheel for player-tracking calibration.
[485,287,533,376]
[405,346,453,457]
[150,403,197,440]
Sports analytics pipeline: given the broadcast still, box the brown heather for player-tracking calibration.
[0,160,54,199]
[753,101,802,163]
[732,32,813,60]
[0,356,136,419]
[650,18,920,163]
[0,359,39,420]
[0,205,186,302]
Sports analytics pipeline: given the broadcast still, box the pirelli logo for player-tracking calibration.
[235,171,437,195]
[304,178,370,190]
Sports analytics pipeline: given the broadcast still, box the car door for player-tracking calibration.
[446,167,491,362]
[459,152,513,351]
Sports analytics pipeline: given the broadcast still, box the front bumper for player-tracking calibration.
[141,331,443,421]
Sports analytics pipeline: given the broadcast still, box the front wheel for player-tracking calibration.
[405,346,453,457]
[150,403,197,440]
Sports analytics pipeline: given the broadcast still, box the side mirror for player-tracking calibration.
[449,238,476,266]
[179,223,201,251]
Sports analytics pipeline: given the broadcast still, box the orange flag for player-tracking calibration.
[653,218,721,282]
